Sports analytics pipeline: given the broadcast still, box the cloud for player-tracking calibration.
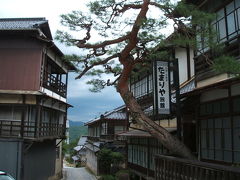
[68,94,124,122]
[67,72,124,122]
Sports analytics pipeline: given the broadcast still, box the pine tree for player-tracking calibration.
[55,0,224,159]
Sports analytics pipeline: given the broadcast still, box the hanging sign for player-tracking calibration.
[153,61,171,115]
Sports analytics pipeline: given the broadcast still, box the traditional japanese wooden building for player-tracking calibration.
[182,0,240,166]
[118,36,196,179]
[154,0,240,179]
[0,18,76,180]
[85,105,128,175]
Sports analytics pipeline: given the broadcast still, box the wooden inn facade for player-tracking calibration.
[120,0,240,179]
[118,38,196,179]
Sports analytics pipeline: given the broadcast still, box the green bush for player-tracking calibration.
[97,148,125,174]
[115,170,131,180]
[99,175,115,180]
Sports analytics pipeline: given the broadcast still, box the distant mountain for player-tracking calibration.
[69,120,85,127]
[69,126,88,143]
[68,120,87,143]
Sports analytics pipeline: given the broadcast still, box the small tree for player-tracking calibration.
[56,0,226,159]
[97,148,124,174]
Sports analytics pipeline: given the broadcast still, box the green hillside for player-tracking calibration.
[69,126,88,143]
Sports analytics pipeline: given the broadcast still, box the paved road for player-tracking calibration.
[62,167,97,180]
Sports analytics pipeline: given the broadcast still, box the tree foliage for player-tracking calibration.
[56,0,214,91]
[97,148,124,174]
[56,0,239,159]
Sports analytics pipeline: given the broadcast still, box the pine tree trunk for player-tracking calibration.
[117,66,196,160]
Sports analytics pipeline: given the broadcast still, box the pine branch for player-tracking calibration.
[75,53,120,79]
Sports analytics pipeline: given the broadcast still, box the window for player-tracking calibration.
[131,75,153,98]
[199,96,240,163]
[114,126,125,134]
[197,0,240,54]
[128,137,166,170]
[0,106,23,121]
[101,123,107,135]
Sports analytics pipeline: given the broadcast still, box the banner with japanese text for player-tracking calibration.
[153,60,171,115]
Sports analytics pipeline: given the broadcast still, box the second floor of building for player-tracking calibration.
[85,106,128,142]
[0,18,76,100]
[0,93,70,140]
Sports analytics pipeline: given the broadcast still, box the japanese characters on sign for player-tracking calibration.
[153,61,170,115]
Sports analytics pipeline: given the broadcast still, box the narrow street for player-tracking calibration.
[62,164,97,180]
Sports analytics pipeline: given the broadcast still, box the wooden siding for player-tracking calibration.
[0,48,42,91]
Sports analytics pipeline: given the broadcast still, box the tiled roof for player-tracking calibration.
[117,129,152,137]
[117,128,177,137]
[0,18,47,30]
[104,112,127,120]
[85,105,127,125]
[77,136,87,146]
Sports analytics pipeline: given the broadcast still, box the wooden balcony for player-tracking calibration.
[43,72,67,98]
[155,155,240,180]
[100,134,115,141]
[0,120,65,139]
[87,136,100,142]
[87,134,116,142]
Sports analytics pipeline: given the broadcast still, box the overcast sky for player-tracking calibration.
[0,0,124,122]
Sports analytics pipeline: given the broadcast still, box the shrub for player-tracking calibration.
[99,175,115,180]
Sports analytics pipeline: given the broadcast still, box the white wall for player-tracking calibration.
[175,47,194,85]
[86,149,98,175]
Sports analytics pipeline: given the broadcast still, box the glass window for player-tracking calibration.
[215,129,222,149]
[224,151,232,162]
[128,145,132,163]
[227,13,237,37]
[233,128,240,150]
[233,116,240,127]
[114,126,124,134]
[213,102,221,114]
[13,107,23,121]
[201,130,207,148]
[202,149,208,159]
[234,152,240,163]
[209,129,214,148]
[0,106,13,120]
[237,9,240,30]
[215,118,222,128]
[223,117,231,128]
[226,2,235,14]
[208,119,214,128]
[206,104,213,115]
[233,97,240,112]
[218,18,227,41]
[209,150,214,159]
[217,9,225,20]
[215,150,223,160]
[224,129,232,149]
[43,109,51,123]
[221,100,229,113]
[236,0,240,8]
[200,104,206,116]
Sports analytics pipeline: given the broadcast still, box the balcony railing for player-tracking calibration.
[0,120,65,139]
[43,72,67,98]
[155,155,240,180]
[100,134,115,141]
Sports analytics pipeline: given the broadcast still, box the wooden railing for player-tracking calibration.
[87,134,118,142]
[155,155,240,180]
[0,120,65,139]
[100,134,115,141]
[43,72,67,98]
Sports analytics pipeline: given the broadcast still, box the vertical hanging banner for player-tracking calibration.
[153,61,171,115]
